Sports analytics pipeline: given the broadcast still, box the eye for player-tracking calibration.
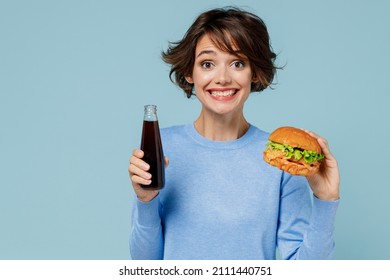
[200,61,214,69]
[232,60,245,68]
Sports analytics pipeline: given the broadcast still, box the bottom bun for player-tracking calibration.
[263,149,320,176]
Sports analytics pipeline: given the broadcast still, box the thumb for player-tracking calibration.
[164,156,169,168]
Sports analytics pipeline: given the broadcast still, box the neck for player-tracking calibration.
[194,111,249,141]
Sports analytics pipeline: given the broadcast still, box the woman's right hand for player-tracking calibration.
[128,149,168,202]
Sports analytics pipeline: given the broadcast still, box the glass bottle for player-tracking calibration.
[140,105,165,190]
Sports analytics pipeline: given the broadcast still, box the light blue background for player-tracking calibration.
[1,0,389,259]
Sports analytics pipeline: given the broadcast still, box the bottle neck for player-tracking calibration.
[144,105,158,121]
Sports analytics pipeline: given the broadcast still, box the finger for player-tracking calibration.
[300,128,331,151]
[300,128,334,159]
[132,148,144,159]
[317,137,335,160]
[128,164,152,180]
[164,156,169,167]
[129,165,152,186]
[131,174,152,186]
[130,155,150,171]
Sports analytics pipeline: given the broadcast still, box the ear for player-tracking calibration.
[185,76,194,84]
[252,74,260,83]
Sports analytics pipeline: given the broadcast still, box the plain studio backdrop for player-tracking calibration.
[0,0,389,259]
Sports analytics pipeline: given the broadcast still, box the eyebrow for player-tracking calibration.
[196,49,217,58]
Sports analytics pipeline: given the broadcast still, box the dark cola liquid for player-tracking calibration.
[140,120,165,190]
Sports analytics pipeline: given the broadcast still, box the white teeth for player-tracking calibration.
[210,90,236,97]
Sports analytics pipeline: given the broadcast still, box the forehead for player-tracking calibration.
[195,35,216,53]
[195,33,239,55]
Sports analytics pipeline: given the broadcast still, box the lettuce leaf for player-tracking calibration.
[266,140,324,164]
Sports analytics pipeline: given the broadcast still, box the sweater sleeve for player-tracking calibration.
[298,196,339,259]
[129,195,164,259]
[277,173,339,260]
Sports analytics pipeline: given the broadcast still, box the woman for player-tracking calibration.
[128,7,340,260]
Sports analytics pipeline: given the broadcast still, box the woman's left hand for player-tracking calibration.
[303,129,340,201]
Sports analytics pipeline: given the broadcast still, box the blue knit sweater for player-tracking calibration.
[130,123,339,260]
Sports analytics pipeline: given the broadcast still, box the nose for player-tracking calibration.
[214,67,232,85]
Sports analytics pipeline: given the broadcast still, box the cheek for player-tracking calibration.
[233,72,253,87]
[192,71,213,85]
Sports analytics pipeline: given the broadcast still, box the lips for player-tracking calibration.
[207,89,238,101]
[209,89,237,97]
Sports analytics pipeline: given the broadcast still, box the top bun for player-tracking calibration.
[268,126,321,154]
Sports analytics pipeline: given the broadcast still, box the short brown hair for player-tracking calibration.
[162,7,278,98]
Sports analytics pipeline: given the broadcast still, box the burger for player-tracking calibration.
[263,126,324,176]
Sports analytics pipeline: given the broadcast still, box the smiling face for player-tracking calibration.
[186,34,257,117]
